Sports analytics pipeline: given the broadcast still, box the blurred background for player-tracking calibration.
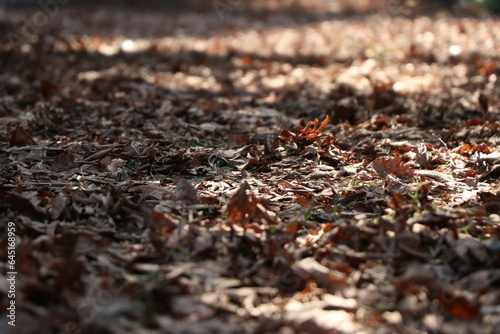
[0,0,498,14]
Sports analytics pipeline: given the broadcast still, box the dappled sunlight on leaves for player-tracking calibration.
[1,1,500,333]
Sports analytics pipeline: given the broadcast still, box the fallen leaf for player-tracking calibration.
[372,155,414,180]
[174,176,200,204]
[8,125,37,147]
[226,182,279,226]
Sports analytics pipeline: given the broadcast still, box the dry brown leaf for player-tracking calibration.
[174,176,201,204]
[292,257,348,293]
[8,125,37,147]
[226,182,278,226]
[372,155,414,180]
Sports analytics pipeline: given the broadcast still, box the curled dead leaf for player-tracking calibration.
[226,182,279,226]
[8,125,37,147]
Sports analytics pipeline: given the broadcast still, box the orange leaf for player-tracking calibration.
[286,221,299,235]
[436,293,480,319]
[227,182,251,225]
[317,114,329,132]
[298,115,329,138]
[372,155,414,180]
[294,193,312,207]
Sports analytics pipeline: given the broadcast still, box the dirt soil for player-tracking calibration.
[1,1,500,333]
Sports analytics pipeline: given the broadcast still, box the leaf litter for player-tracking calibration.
[0,1,500,333]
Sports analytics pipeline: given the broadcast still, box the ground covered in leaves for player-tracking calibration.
[1,1,500,333]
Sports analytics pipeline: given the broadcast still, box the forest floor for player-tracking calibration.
[1,1,500,333]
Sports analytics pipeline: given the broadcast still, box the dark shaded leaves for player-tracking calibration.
[8,125,37,147]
